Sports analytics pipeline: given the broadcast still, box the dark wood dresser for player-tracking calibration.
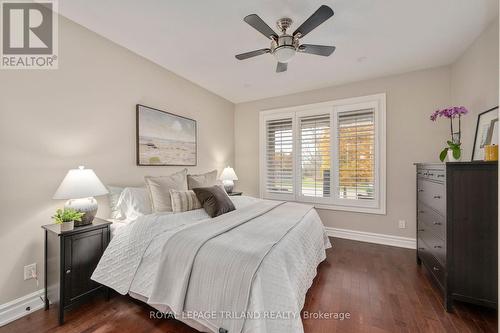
[416,162,497,311]
[42,218,111,324]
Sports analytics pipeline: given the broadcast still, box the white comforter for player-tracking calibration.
[93,196,331,333]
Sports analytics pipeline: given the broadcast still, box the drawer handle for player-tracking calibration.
[433,195,441,199]
[66,269,71,274]
[433,221,442,225]
[418,210,425,214]
[437,174,445,178]
[434,245,442,249]
[418,229,425,232]
[418,247,425,250]
[428,173,434,176]
[417,189,424,192]
[433,266,440,271]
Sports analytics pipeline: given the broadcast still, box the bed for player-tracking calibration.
[93,196,331,333]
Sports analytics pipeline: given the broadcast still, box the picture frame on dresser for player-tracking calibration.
[136,104,197,166]
[472,106,499,161]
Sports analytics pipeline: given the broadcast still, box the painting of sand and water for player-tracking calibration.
[137,105,196,165]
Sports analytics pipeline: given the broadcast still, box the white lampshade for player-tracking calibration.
[53,166,108,199]
[220,166,238,181]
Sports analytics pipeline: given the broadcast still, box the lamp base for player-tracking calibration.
[222,180,234,193]
[64,197,98,226]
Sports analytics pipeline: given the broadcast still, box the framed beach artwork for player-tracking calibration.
[472,106,499,161]
[136,104,197,166]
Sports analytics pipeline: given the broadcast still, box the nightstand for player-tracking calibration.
[42,218,111,324]
[227,191,243,196]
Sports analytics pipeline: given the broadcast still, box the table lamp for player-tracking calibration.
[220,166,238,193]
[53,166,108,226]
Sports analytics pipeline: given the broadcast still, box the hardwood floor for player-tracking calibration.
[1,238,496,333]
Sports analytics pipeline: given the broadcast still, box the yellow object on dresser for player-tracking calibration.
[484,144,498,161]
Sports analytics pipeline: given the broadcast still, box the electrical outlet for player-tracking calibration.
[24,263,36,280]
[398,220,406,229]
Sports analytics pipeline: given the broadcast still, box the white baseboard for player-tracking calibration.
[325,227,416,249]
[0,289,45,327]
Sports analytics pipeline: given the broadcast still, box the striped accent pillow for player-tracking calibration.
[169,189,202,213]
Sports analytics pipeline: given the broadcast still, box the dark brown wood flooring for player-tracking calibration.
[1,238,496,333]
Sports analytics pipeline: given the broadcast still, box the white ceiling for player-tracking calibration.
[58,0,498,103]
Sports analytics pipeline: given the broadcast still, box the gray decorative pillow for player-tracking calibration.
[145,169,188,212]
[187,170,218,189]
[193,186,235,218]
[170,189,201,213]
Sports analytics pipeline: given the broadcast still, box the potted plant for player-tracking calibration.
[52,208,85,231]
[430,106,468,162]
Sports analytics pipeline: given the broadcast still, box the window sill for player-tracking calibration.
[313,203,386,215]
[262,196,386,215]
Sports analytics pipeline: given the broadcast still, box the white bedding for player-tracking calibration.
[97,196,331,333]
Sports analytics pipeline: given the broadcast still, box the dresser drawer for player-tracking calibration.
[417,179,445,215]
[418,220,446,264]
[417,201,445,239]
[417,167,446,182]
[417,238,445,289]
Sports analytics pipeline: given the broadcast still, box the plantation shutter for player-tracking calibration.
[265,118,294,194]
[299,114,331,198]
[337,109,375,200]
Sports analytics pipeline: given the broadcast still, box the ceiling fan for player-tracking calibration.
[235,5,335,73]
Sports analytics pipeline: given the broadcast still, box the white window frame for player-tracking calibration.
[259,93,386,215]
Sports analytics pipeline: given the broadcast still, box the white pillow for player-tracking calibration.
[107,186,125,220]
[117,187,152,220]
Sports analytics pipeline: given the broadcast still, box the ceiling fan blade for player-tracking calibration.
[299,44,336,56]
[293,5,334,38]
[235,48,271,60]
[244,14,278,40]
[276,62,287,73]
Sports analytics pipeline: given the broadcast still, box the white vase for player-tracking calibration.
[60,221,74,232]
[447,149,462,162]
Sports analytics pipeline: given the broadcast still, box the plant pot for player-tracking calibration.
[447,149,462,162]
[59,221,74,232]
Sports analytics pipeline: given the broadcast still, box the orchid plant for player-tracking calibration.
[430,106,468,162]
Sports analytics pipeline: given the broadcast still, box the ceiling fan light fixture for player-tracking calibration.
[273,45,296,63]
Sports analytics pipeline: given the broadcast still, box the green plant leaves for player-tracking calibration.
[439,148,449,162]
[446,140,461,149]
[52,208,85,224]
[452,147,461,159]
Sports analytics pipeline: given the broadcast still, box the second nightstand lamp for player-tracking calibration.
[220,166,238,193]
[53,166,108,226]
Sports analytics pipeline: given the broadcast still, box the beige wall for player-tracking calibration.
[451,18,499,158]
[235,67,451,238]
[0,16,234,304]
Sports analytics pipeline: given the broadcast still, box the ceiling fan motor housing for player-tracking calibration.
[271,33,299,63]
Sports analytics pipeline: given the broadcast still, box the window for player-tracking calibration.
[260,94,386,214]
[265,118,294,195]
